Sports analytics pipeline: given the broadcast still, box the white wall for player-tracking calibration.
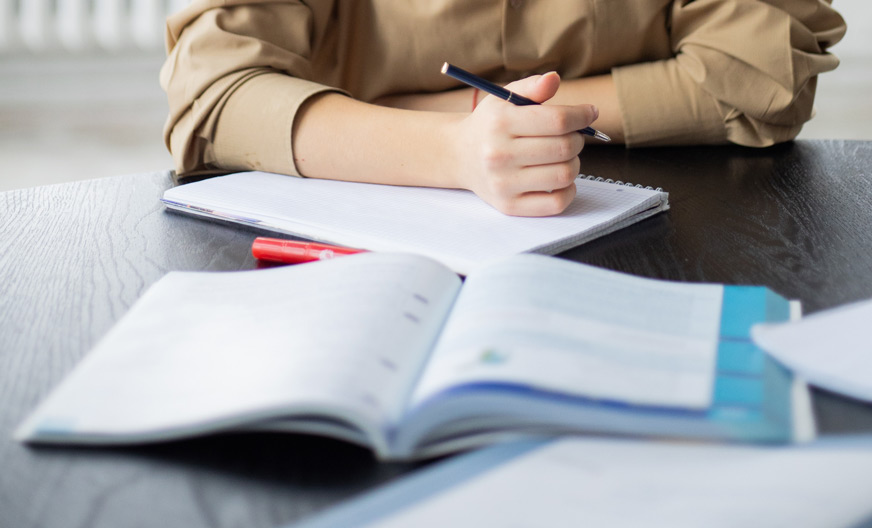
[798,0,872,140]
[835,0,872,56]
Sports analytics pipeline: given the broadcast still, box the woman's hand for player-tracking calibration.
[448,72,598,217]
[293,72,604,218]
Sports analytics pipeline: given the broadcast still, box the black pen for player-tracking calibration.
[441,62,611,142]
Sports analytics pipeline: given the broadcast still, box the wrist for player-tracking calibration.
[431,112,469,190]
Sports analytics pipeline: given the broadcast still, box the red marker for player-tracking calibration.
[251,237,366,264]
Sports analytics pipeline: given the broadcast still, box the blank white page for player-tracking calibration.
[162,172,668,275]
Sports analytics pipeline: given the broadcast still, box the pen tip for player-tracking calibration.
[441,62,449,74]
[594,130,612,142]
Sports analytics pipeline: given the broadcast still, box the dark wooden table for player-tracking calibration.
[2,140,872,528]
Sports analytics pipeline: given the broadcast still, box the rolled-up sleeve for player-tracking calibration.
[159,0,345,177]
[612,0,846,147]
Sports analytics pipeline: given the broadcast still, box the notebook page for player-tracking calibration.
[410,254,722,410]
[162,171,666,274]
[16,253,460,444]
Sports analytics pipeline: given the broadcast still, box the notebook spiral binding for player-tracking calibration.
[579,174,663,193]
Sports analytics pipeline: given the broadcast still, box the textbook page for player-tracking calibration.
[410,254,723,410]
[752,298,872,402]
[359,437,872,528]
[16,253,460,450]
[162,171,668,275]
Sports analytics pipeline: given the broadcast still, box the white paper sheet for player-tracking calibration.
[370,437,872,528]
[752,298,872,402]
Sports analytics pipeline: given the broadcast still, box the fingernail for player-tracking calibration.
[591,105,599,120]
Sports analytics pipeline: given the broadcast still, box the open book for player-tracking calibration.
[161,171,669,275]
[16,254,813,461]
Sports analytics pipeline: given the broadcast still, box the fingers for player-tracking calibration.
[476,72,598,136]
[478,132,583,185]
[480,156,580,217]
[503,103,599,137]
[503,71,562,104]
[483,154,580,195]
[509,134,585,168]
[494,183,578,218]
[456,72,598,216]
[476,92,598,137]
[516,156,581,194]
[459,109,586,216]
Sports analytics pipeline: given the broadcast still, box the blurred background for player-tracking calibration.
[1,0,870,192]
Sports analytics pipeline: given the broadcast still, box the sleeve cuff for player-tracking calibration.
[612,59,727,147]
[211,72,348,177]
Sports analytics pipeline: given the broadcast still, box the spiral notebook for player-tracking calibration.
[161,171,669,274]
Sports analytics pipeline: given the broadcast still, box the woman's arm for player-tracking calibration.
[609,0,846,148]
[374,74,625,144]
[374,0,845,150]
[162,2,599,216]
[293,72,599,217]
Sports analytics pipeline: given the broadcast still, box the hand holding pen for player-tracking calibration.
[441,63,603,217]
[442,63,610,142]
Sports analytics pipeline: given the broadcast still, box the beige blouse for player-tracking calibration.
[160,0,845,179]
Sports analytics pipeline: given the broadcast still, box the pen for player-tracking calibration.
[251,237,366,264]
[441,62,611,142]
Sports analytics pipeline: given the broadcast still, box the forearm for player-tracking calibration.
[374,74,624,144]
[294,73,599,216]
[292,93,465,189]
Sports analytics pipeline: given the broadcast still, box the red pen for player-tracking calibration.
[251,237,366,264]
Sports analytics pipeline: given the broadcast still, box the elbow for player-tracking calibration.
[723,118,804,148]
[164,108,221,178]
[166,118,199,176]
[720,77,820,148]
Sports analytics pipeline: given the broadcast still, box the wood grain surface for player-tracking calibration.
[2,141,871,528]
